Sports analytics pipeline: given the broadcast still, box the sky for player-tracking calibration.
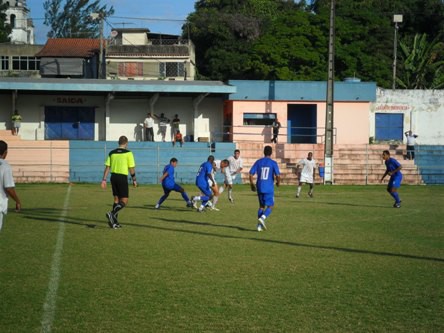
[26,0,198,44]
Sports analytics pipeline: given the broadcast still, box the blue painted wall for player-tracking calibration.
[69,141,238,184]
[415,145,444,184]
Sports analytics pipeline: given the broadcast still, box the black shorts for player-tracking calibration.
[111,173,129,198]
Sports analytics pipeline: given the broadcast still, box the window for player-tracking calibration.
[243,113,276,126]
[11,56,40,71]
[1,56,9,70]
[159,62,185,78]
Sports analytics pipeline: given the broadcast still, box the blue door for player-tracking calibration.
[45,107,95,140]
[375,113,403,141]
[287,104,317,143]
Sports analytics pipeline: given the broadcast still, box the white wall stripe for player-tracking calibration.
[41,185,71,333]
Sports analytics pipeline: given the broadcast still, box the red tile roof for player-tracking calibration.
[36,38,103,57]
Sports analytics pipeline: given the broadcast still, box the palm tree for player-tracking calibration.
[397,33,444,89]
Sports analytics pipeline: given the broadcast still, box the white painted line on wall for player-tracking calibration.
[41,185,71,333]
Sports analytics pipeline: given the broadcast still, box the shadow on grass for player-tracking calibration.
[20,208,444,264]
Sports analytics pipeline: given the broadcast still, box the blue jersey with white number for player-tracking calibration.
[162,164,176,188]
[196,161,213,186]
[249,157,280,194]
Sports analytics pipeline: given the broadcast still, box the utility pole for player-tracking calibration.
[323,0,336,185]
[392,14,403,90]
[91,12,105,79]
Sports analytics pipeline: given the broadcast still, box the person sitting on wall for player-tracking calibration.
[173,130,184,147]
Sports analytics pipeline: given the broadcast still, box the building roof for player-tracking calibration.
[0,77,236,96]
[35,38,102,58]
[228,80,377,102]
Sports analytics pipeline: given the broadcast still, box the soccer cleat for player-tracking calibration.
[296,194,299,198]
[106,212,117,229]
[155,203,160,209]
[210,206,220,211]
[257,223,263,232]
[229,197,234,203]
[308,192,313,198]
[191,198,198,209]
[258,216,267,230]
[186,201,193,208]
[393,202,401,208]
[114,222,122,228]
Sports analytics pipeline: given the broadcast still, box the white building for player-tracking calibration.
[4,0,35,44]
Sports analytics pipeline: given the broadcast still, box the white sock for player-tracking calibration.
[213,196,219,206]
[297,186,301,195]
[228,189,233,199]
[219,186,224,194]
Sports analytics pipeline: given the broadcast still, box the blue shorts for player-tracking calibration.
[162,183,182,193]
[257,193,274,207]
[388,174,402,189]
[196,181,212,197]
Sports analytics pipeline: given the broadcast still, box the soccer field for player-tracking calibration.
[1,184,443,332]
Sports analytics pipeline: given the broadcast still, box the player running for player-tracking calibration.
[155,158,193,209]
[192,155,216,212]
[296,152,316,198]
[380,150,403,208]
[249,145,281,232]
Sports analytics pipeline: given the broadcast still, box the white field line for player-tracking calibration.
[41,185,71,333]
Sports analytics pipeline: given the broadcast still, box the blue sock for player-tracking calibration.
[257,208,264,218]
[181,192,190,203]
[158,193,169,205]
[264,207,272,218]
[391,192,400,203]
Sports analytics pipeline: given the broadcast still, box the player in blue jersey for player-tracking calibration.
[192,155,216,212]
[155,158,193,209]
[249,145,281,231]
[380,150,403,208]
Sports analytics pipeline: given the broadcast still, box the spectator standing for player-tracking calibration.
[271,119,281,144]
[143,113,155,141]
[405,130,418,160]
[101,136,137,229]
[171,114,181,136]
[0,140,21,231]
[11,110,22,136]
[249,145,281,231]
[158,113,170,142]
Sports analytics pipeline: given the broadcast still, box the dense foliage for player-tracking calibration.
[0,0,11,42]
[43,0,114,39]
[185,0,444,88]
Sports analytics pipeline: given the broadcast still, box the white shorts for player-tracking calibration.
[223,169,233,185]
[300,174,313,184]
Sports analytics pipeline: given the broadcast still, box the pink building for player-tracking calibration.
[225,80,377,145]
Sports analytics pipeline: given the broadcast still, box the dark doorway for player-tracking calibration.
[287,104,317,143]
[45,106,95,140]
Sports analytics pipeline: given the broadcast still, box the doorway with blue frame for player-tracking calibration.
[45,106,95,140]
[287,104,317,144]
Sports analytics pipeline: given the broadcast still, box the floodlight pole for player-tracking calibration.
[323,0,336,185]
[392,14,403,90]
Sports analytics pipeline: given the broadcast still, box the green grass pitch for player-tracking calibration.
[1,183,443,332]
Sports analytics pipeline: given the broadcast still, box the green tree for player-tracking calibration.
[397,33,444,89]
[0,1,11,42]
[43,0,114,38]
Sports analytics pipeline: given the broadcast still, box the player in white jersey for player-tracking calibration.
[224,149,243,203]
[208,159,229,210]
[0,140,21,231]
[296,152,316,198]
